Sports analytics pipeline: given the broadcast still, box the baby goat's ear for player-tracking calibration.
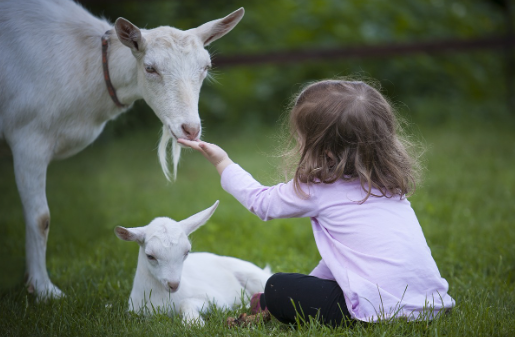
[114,226,145,244]
[180,201,219,236]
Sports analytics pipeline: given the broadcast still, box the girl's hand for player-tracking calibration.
[178,139,234,175]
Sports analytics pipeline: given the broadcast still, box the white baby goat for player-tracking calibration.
[115,201,271,325]
[0,0,244,299]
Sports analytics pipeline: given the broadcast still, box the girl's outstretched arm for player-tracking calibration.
[177,139,234,175]
[180,139,318,220]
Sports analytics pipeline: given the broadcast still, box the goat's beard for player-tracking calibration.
[158,125,181,181]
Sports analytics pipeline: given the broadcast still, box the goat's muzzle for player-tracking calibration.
[167,281,180,292]
[181,123,200,140]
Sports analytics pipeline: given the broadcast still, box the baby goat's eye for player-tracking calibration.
[146,254,156,261]
[183,251,190,260]
[145,65,157,74]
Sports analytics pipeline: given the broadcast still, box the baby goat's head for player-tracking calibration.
[115,201,219,293]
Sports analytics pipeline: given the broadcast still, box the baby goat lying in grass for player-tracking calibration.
[115,201,271,325]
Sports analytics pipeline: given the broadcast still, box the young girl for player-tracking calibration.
[178,79,454,326]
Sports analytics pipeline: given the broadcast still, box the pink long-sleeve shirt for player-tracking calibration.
[221,163,455,322]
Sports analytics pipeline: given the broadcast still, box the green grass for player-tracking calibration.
[0,113,514,336]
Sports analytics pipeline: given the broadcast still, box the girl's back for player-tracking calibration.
[308,179,451,320]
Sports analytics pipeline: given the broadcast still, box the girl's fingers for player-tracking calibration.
[177,138,194,147]
[178,138,230,174]
[198,142,214,154]
[178,139,226,166]
[178,138,204,152]
[178,139,213,158]
[199,144,220,162]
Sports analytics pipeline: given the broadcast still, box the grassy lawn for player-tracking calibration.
[0,111,514,336]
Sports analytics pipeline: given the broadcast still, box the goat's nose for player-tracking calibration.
[181,123,200,140]
[167,281,180,292]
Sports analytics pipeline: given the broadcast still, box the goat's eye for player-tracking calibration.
[145,65,156,74]
[146,254,156,261]
[183,251,190,259]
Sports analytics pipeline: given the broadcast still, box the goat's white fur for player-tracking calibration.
[115,201,271,325]
[0,0,244,299]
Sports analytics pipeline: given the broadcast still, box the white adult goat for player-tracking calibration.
[115,201,271,325]
[0,0,244,299]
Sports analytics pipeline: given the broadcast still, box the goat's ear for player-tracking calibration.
[191,8,244,46]
[114,18,146,53]
[180,201,219,235]
[115,226,145,244]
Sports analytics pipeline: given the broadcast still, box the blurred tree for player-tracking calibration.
[483,0,514,108]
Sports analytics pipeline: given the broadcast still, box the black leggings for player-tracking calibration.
[262,273,353,327]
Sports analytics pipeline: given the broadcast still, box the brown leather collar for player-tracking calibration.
[101,33,126,108]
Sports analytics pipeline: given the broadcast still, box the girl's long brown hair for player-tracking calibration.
[282,79,422,203]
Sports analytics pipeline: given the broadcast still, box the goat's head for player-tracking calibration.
[114,9,244,180]
[115,201,219,293]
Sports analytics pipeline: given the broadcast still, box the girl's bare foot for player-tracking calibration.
[226,311,271,328]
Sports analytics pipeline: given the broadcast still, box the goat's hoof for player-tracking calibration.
[27,282,65,301]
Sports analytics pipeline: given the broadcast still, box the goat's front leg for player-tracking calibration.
[179,300,205,326]
[12,144,63,299]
